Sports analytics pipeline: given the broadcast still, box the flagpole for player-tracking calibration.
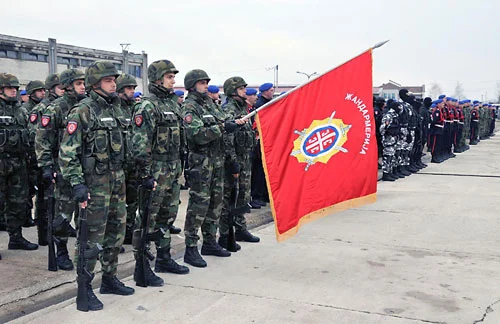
[242,40,390,120]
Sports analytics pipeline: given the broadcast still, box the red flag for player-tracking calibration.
[256,50,377,241]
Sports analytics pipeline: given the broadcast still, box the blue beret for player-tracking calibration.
[474,103,479,107]
[430,103,436,108]
[432,99,443,104]
[207,85,219,94]
[20,90,27,95]
[245,88,257,96]
[445,97,453,101]
[174,90,184,97]
[133,91,142,98]
[259,82,273,92]
[458,100,464,105]
[438,94,446,99]
[473,100,479,104]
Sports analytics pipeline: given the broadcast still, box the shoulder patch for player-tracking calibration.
[29,113,38,123]
[67,121,78,135]
[134,114,143,127]
[184,113,193,124]
[41,115,51,127]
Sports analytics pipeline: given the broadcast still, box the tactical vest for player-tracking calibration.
[80,98,124,175]
[224,100,255,156]
[0,101,29,156]
[145,96,181,161]
[115,103,133,162]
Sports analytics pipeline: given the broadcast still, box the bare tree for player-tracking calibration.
[428,82,443,99]
[453,82,466,100]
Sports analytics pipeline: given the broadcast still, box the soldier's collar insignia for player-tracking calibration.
[291,111,351,171]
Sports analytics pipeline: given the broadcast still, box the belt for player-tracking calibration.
[458,122,464,125]
[472,120,479,122]
[434,124,444,128]
[445,120,452,123]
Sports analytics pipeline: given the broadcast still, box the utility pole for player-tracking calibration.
[48,38,57,74]
[120,43,131,74]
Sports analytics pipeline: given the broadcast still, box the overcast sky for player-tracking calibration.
[2,0,500,100]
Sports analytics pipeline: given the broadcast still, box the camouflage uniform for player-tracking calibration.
[380,104,399,179]
[115,74,138,243]
[0,73,37,250]
[462,102,471,147]
[59,64,126,277]
[36,70,85,247]
[131,60,183,261]
[220,77,256,237]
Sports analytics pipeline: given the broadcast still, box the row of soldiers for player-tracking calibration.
[375,89,497,181]
[0,59,262,311]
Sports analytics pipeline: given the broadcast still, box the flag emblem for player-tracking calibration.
[291,111,351,170]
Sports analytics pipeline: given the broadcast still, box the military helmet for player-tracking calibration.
[45,73,61,90]
[0,73,20,88]
[60,69,85,88]
[223,76,247,96]
[26,80,46,95]
[85,61,119,87]
[184,69,210,90]
[116,74,138,91]
[147,60,178,83]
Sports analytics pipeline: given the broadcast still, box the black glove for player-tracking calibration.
[73,184,89,203]
[141,176,155,190]
[406,133,412,143]
[230,162,241,175]
[42,167,53,184]
[224,121,239,133]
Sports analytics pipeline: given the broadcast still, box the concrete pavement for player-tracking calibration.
[4,129,500,324]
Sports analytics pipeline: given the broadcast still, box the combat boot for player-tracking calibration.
[100,275,135,296]
[218,234,241,252]
[134,260,164,287]
[235,230,260,243]
[393,167,405,178]
[382,173,396,181]
[169,224,182,235]
[56,241,74,271]
[155,248,189,274]
[77,282,103,311]
[8,230,38,250]
[184,246,207,268]
[201,240,231,257]
[407,164,418,173]
[400,166,412,176]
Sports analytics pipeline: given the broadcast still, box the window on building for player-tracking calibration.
[69,58,78,66]
[20,52,38,61]
[391,93,396,99]
[0,50,6,58]
[383,93,387,99]
[37,54,47,62]
[7,50,17,59]
[57,56,70,64]
[81,59,94,67]
[129,65,142,78]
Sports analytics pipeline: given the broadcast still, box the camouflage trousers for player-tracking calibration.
[133,159,181,255]
[184,153,223,247]
[124,163,139,232]
[220,155,251,236]
[381,135,397,174]
[55,172,77,242]
[77,169,126,276]
[0,156,28,233]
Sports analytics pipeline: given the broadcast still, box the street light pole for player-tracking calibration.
[296,71,317,80]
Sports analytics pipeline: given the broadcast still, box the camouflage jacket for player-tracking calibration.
[380,108,399,136]
[182,91,224,160]
[59,90,124,187]
[36,92,79,169]
[222,97,255,163]
[132,83,184,179]
[0,98,29,156]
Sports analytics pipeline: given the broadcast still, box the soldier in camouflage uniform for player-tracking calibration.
[0,73,38,251]
[220,77,260,244]
[22,80,46,228]
[380,101,400,181]
[181,70,240,268]
[462,100,471,149]
[30,74,65,245]
[36,69,87,270]
[131,59,189,278]
[115,74,138,245]
[59,61,134,311]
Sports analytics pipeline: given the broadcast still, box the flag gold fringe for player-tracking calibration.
[256,114,377,243]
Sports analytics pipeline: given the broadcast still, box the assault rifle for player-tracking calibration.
[135,186,165,287]
[46,181,57,271]
[76,205,102,312]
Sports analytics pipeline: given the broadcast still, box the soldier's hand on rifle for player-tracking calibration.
[73,184,90,208]
[230,161,240,178]
[141,176,157,191]
[42,167,55,184]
